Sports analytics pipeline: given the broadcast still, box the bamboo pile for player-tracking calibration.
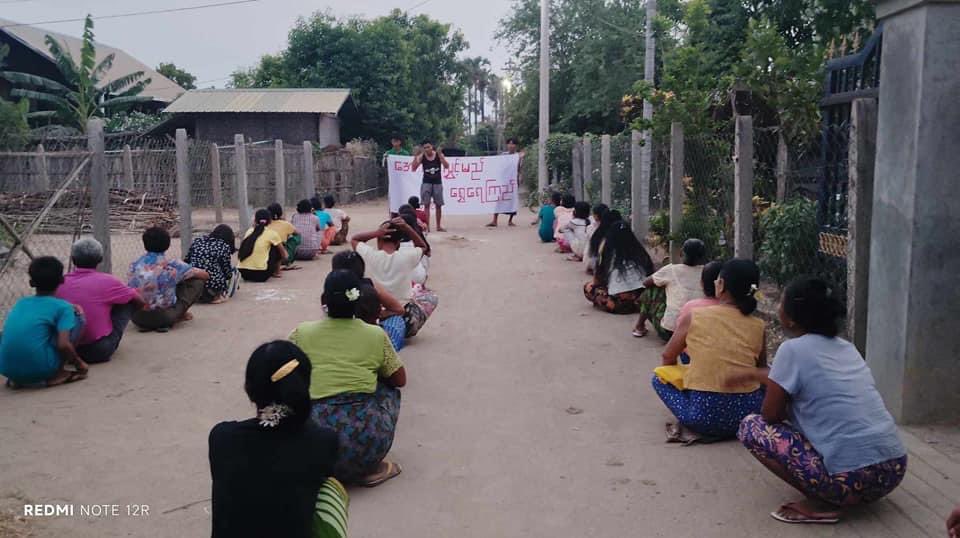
[0,188,179,235]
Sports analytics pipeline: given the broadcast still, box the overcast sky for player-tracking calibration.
[2,0,515,86]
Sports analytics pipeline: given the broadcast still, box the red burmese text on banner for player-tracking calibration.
[387,154,521,215]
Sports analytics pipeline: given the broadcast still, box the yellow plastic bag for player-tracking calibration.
[654,365,687,390]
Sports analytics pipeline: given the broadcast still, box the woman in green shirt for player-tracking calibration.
[291,269,407,487]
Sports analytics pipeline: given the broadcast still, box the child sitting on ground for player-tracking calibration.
[0,257,89,388]
[553,194,576,252]
[559,201,591,262]
[531,191,561,243]
[310,197,338,253]
[408,196,429,231]
[323,195,351,246]
[267,203,301,267]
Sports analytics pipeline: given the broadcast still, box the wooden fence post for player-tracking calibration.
[210,143,223,224]
[582,136,592,202]
[302,141,314,201]
[776,132,789,202]
[87,119,111,273]
[274,139,285,206]
[734,115,755,259]
[601,134,612,205]
[669,122,685,262]
[235,134,251,231]
[631,130,648,241]
[572,141,583,201]
[122,144,135,191]
[847,98,878,355]
[175,129,193,257]
[36,144,50,191]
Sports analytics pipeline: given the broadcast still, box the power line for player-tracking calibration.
[406,0,433,11]
[0,0,262,29]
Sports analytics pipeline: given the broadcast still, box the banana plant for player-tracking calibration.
[0,15,152,132]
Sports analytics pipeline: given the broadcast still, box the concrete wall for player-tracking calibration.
[317,114,341,148]
[193,113,322,145]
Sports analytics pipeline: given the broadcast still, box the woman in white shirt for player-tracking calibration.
[352,217,437,338]
[583,221,655,314]
[634,238,707,341]
[559,201,592,262]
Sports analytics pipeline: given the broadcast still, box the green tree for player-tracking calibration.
[156,62,197,90]
[0,15,151,132]
[0,44,30,150]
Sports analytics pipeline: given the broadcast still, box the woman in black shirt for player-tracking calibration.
[209,340,346,538]
[185,225,235,304]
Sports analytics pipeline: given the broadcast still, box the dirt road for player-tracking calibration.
[0,201,953,537]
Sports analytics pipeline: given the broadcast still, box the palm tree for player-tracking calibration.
[1,15,152,132]
[486,72,501,126]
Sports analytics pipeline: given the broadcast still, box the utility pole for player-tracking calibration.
[537,0,550,192]
[636,0,657,238]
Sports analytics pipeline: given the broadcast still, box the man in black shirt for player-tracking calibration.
[412,140,450,232]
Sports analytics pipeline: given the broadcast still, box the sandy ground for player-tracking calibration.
[0,200,957,537]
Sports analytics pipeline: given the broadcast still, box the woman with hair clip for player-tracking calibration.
[209,340,347,538]
[735,276,906,524]
[652,259,767,443]
[292,270,407,487]
[238,209,287,282]
[583,219,654,314]
[185,224,236,304]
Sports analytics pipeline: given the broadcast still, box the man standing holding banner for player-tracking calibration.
[412,140,450,232]
[487,137,524,227]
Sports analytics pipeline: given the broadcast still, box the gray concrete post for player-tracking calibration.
[175,129,193,257]
[274,139,286,206]
[87,119,111,273]
[36,144,50,191]
[210,143,223,224]
[734,115,755,259]
[582,137,592,202]
[632,130,649,243]
[601,134,612,205]
[669,122,684,262]
[122,145,135,191]
[847,98,877,356]
[302,141,315,201]
[776,132,788,202]
[572,141,583,201]
[867,0,960,423]
[234,134,251,232]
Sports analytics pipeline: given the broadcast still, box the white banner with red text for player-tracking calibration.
[387,154,520,215]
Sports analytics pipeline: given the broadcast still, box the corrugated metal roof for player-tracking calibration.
[162,89,352,114]
[0,17,185,104]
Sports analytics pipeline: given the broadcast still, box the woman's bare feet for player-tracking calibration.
[210,294,228,304]
[436,227,447,232]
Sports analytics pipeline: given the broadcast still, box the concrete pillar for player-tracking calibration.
[234,134,251,232]
[317,115,340,148]
[175,129,193,257]
[733,115,754,259]
[87,119,111,273]
[582,136,592,202]
[302,141,314,201]
[210,143,223,224]
[775,132,788,202]
[600,134,611,205]
[669,122,684,262]
[274,139,286,205]
[122,145,135,191]
[867,0,960,424]
[572,141,583,201]
[847,98,878,356]
[631,130,649,243]
[36,144,49,191]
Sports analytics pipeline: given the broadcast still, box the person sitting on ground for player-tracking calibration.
[267,203,301,268]
[352,217,437,338]
[209,340,347,538]
[949,505,960,537]
[560,201,591,262]
[396,209,431,286]
[652,259,766,442]
[291,270,406,486]
[290,200,323,260]
[407,196,429,231]
[0,257,88,388]
[57,237,145,362]
[185,225,236,304]
[583,220,655,314]
[553,194,576,252]
[531,191,561,243]
[128,227,208,332]
[736,276,907,525]
[311,197,339,251]
[583,203,610,274]
[634,238,708,340]
[332,251,407,351]
[324,195,351,246]
[238,209,288,282]
[676,260,724,325]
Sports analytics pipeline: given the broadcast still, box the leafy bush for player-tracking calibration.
[758,197,820,285]
[649,210,669,247]
[0,99,29,151]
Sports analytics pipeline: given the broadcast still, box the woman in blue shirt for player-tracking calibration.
[735,277,907,524]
